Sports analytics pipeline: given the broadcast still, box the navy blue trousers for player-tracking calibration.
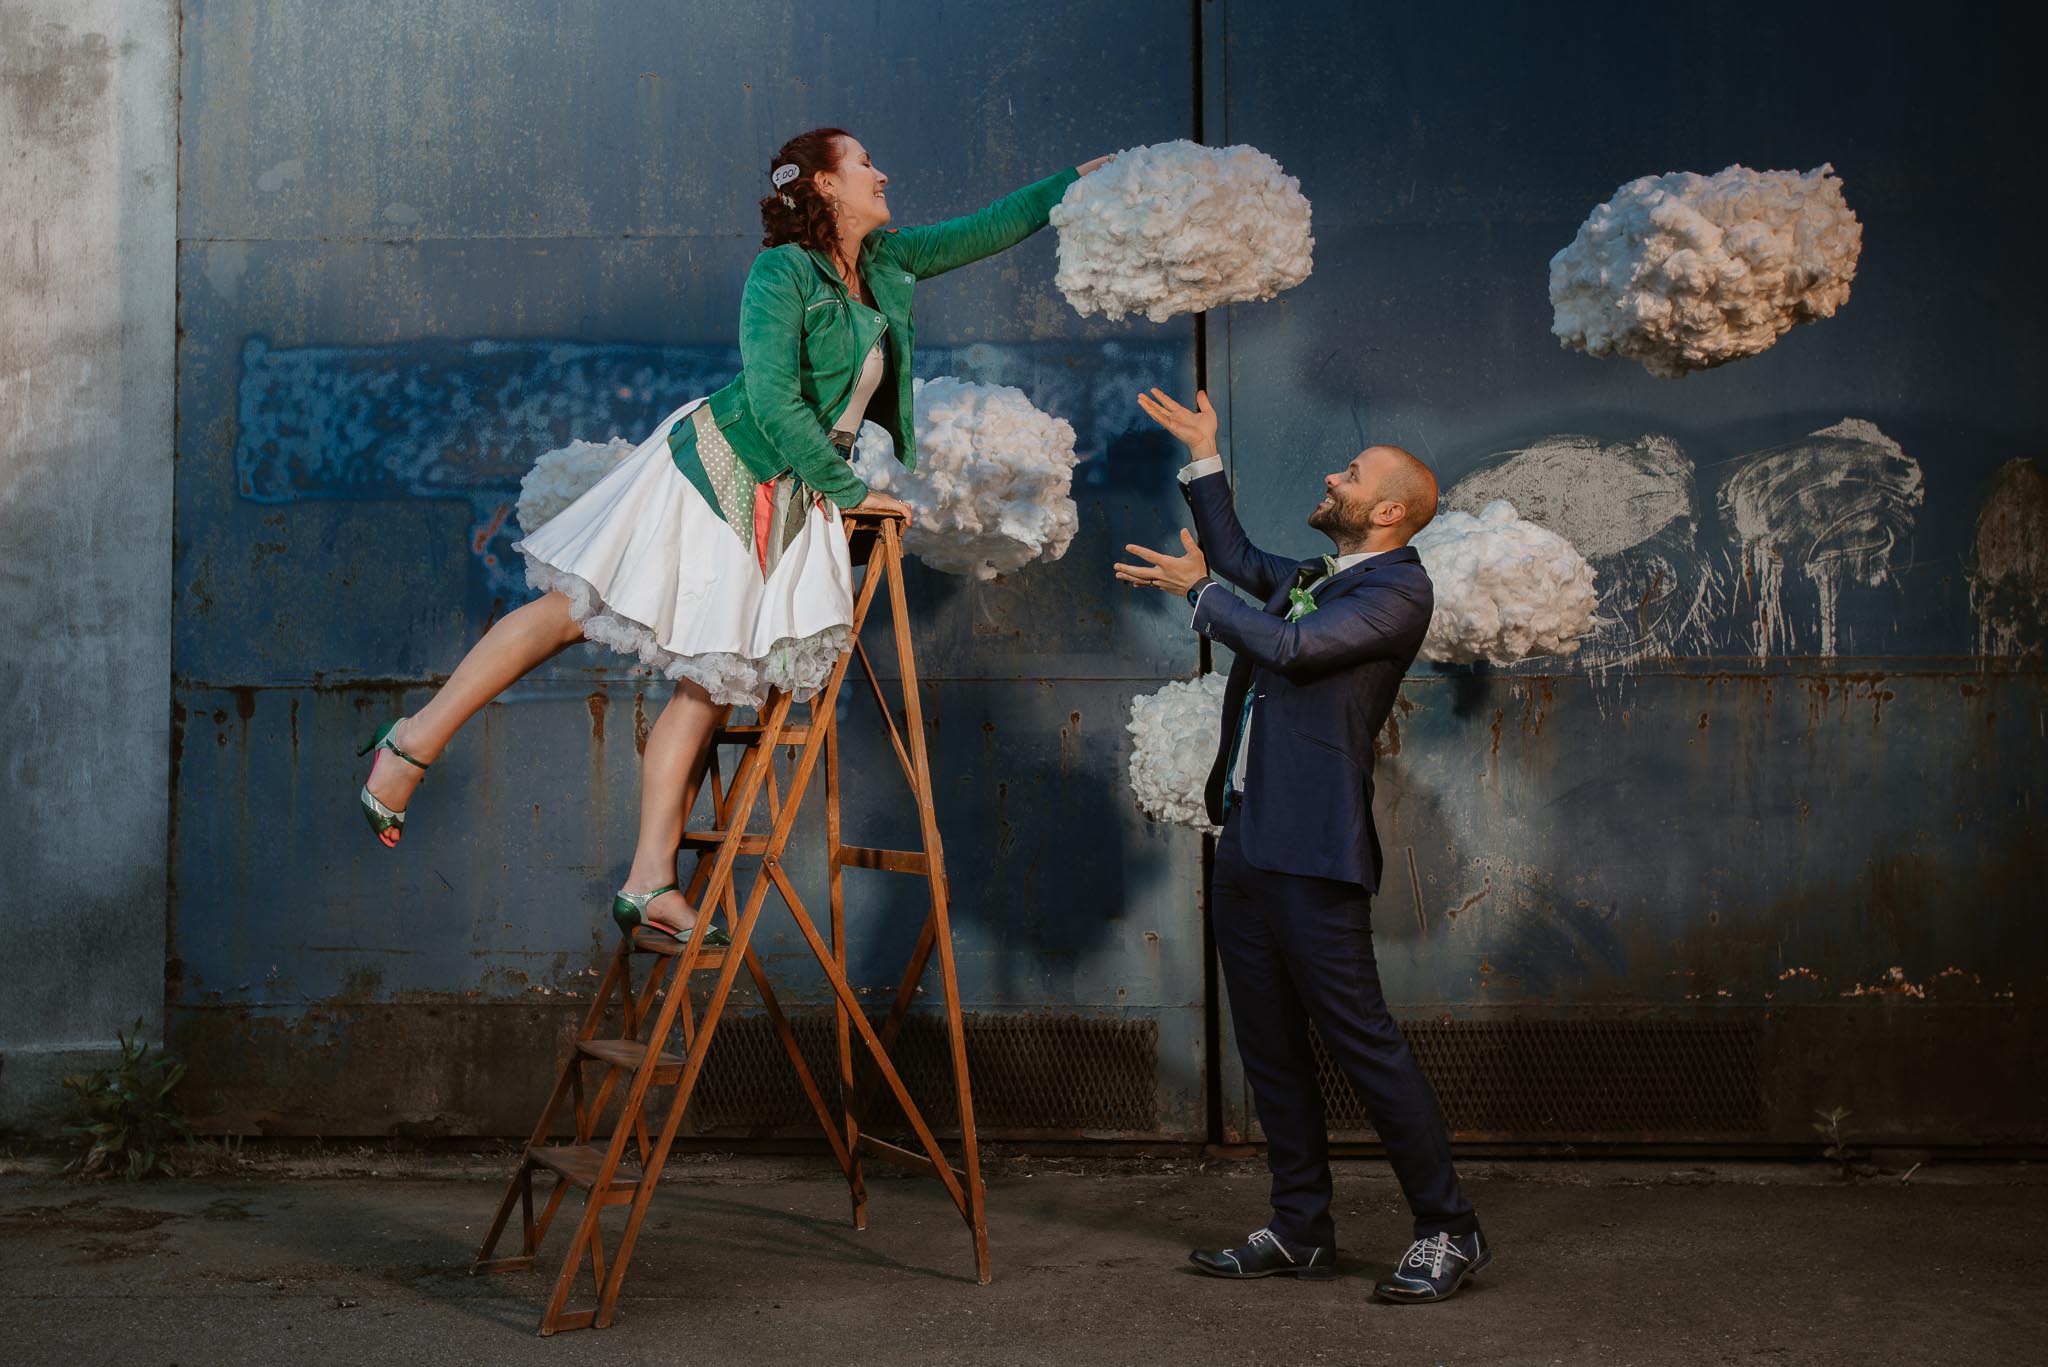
[1212,812,1476,1247]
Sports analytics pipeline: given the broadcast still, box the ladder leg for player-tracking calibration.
[633,1107,653,1168]
[587,1207,608,1292]
[883,519,990,1282]
[825,703,867,1228]
[539,1191,604,1335]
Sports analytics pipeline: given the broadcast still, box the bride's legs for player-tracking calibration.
[364,589,587,845]
[623,678,723,934]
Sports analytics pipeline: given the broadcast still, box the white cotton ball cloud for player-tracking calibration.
[1049,140,1314,324]
[1411,500,1599,664]
[1126,672,1227,832]
[1548,163,1862,378]
[515,436,636,536]
[852,377,1080,580]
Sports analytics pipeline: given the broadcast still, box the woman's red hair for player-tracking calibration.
[759,127,854,258]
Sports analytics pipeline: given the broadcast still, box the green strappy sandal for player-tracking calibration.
[610,884,731,946]
[357,717,429,842]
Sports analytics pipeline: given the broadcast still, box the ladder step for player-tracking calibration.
[679,830,771,853]
[714,724,811,745]
[835,844,931,875]
[527,1143,641,1193]
[576,1038,685,1081]
[629,927,732,960]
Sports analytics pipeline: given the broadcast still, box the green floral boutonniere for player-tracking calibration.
[1285,587,1319,622]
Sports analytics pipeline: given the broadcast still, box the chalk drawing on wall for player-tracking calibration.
[1969,458,2048,657]
[1443,434,1717,669]
[232,337,1185,599]
[1717,419,1924,658]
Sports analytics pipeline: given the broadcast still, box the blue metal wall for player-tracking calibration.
[170,0,1205,1136]
[171,1,2045,1144]
[1204,1,2045,1143]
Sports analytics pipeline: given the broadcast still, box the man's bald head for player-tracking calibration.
[1308,444,1441,551]
[1365,444,1439,540]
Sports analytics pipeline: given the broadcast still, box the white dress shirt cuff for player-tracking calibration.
[1176,454,1225,484]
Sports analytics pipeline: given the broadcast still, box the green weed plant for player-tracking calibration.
[61,1018,192,1180]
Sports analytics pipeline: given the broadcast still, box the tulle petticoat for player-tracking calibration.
[512,399,854,708]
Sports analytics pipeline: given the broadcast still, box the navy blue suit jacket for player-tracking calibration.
[1180,468,1433,891]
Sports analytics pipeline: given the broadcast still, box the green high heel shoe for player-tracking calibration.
[610,884,731,946]
[357,717,429,842]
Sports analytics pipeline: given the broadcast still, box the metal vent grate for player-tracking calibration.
[682,1012,1160,1136]
[1298,1018,1762,1139]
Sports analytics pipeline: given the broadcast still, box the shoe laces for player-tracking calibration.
[1401,1232,1468,1277]
[1246,1228,1296,1264]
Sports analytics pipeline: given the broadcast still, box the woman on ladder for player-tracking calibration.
[356,128,1111,944]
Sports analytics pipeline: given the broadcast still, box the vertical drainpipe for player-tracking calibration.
[167,0,187,1073]
[1194,0,1230,1149]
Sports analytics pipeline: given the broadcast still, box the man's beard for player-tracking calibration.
[1308,495,1372,543]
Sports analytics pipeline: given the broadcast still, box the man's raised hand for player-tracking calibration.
[1136,388,1220,460]
[1115,527,1210,597]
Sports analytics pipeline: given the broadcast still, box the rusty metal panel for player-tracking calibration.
[171,0,1207,1137]
[1219,670,2048,1145]
[1210,1,2048,1145]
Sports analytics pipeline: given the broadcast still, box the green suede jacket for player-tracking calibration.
[669,165,1083,515]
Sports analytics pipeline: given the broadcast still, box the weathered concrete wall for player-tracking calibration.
[0,1,178,1129]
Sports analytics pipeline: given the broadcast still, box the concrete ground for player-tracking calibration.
[1,1147,2043,1366]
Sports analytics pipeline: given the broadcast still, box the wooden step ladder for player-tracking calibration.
[471,512,989,1334]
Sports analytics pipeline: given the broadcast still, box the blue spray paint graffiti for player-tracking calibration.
[234,335,1187,598]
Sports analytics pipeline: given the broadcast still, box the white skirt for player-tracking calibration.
[513,399,855,707]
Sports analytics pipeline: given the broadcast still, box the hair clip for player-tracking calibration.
[771,163,800,189]
[778,193,796,209]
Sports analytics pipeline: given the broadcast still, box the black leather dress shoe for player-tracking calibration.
[1189,1227,1336,1280]
[1372,1229,1491,1302]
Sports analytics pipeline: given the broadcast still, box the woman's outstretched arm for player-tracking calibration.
[887,155,1112,280]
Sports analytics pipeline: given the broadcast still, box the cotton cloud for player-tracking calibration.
[853,377,1080,581]
[1549,163,1862,378]
[1411,500,1599,663]
[1126,672,1227,832]
[1050,140,1313,324]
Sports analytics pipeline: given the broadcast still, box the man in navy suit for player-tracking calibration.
[1115,388,1488,1303]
